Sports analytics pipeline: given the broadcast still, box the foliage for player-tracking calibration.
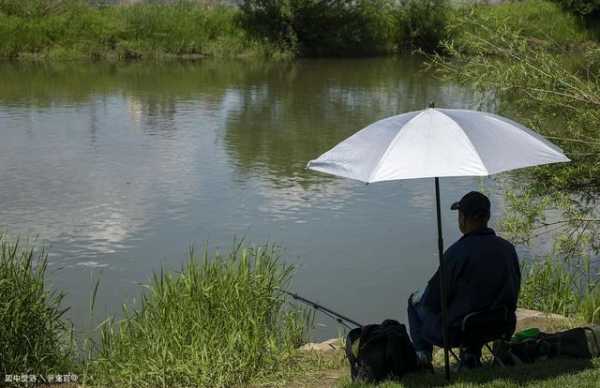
[86,244,313,387]
[501,191,600,323]
[447,0,592,54]
[240,0,400,56]
[0,1,281,60]
[0,0,454,59]
[431,0,600,324]
[552,0,600,17]
[519,258,581,317]
[398,0,450,53]
[0,234,75,377]
[0,0,84,18]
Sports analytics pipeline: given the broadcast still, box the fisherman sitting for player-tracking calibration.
[407,191,521,369]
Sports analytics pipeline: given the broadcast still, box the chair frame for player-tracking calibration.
[449,306,520,370]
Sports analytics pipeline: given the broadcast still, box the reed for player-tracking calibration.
[86,243,312,387]
[0,1,282,60]
[0,234,75,377]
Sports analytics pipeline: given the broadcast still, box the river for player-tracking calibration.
[0,57,511,340]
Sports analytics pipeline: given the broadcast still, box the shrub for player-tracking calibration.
[448,0,591,54]
[398,0,450,53]
[87,244,311,387]
[240,0,399,55]
[553,0,600,17]
[0,0,83,17]
[0,235,74,376]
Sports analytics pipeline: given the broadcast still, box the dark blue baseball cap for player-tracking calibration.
[451,191,491,218]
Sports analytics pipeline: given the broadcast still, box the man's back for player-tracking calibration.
[422,227,521,327]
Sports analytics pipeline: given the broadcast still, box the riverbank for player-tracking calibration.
[2,0,596,62]
[3,233,600,387]
[295,308,590,387]
[0,0,449,60]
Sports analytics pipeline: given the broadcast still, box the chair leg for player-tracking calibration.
[449,348,461,363]
[485,343,505,368]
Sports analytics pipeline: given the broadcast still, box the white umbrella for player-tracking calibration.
[307,106,569,378]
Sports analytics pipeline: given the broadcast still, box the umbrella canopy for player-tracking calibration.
[306,106,570,379]
[307,108,569,182]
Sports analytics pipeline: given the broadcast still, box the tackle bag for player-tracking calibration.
[345,319,418,383]
[494,326,600,365]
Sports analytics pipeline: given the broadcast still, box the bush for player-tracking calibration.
[448,0,591,54]
[553,0,600,17]
[87,244,311,387]
[397,0,449,52]
[0,235,74,376]
[240,0,399,55]
[0,0,83,17]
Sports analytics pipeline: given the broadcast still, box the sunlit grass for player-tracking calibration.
[0,234,75,377]
[84,243,314,387]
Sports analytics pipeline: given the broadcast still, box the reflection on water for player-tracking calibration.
[0,58,503,339]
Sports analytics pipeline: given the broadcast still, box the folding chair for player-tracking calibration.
[449,305,519,369]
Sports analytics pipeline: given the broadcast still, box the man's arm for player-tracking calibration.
[421,248,463,314]
[422,269,442,314]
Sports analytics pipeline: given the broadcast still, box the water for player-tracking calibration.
[0,57,508,340]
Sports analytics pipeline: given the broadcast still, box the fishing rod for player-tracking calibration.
[280,289,362,329]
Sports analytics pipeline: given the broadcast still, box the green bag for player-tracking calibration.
[496,326,600,365]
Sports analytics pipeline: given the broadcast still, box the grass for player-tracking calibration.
[0,0,454,60]
[0,234,75,378]
[84,243,315,387]
[447,0,595,54]
[0,1,285,60]
[2,234,600,386]
[340,358,600,387]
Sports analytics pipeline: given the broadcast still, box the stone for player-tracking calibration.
[300,338,342,353]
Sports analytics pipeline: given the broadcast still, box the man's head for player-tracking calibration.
[451,191,491,234]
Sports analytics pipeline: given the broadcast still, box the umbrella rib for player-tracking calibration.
[366,111,427,182]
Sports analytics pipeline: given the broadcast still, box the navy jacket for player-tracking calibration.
[422,227,521,328]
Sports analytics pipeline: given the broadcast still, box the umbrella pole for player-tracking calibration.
[435,177,451,380]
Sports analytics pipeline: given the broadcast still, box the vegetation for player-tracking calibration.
[240,0,450,56]
[431,0,600,325]
[552,0,600,17]
[84,244,314,387]
[399,0,450,52]
[0,0,283,60]
[0,234,75,378]
[341,358,600,387]
[0,0,453,60]
[447,0,595,51]
[240,0,398,56]
[2,0,600,386]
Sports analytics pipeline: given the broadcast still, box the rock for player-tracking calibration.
[300,338,342,353]
[516,308,571,332]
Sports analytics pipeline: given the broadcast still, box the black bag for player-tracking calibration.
[345,319,418,383]
[494,326,600,365]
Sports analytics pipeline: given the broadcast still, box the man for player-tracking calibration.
[407,191,521,369]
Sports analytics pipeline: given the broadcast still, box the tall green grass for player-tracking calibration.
[0,0,282,60]
[448,0,593,54]
[0,234,75,377]
[519,256,600,324]
[86,244,312,387]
